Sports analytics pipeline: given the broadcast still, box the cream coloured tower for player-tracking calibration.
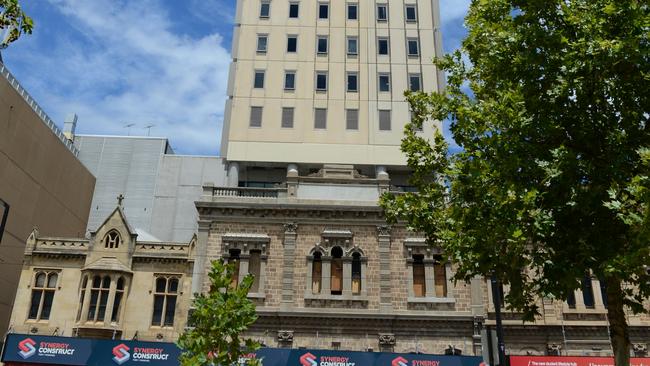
[221,0,444,185]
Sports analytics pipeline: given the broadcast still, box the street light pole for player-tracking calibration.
[0,199,9,245]
[491,272,507,366]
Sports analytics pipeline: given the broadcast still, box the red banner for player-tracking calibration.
[510,356,650,366]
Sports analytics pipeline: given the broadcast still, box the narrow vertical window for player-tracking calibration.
[377,38,389,55]
[352,252,362,295]
[249,106,263,127]
[281,107,295,128]
[249,250,261,292]
[407,38,420,56]
[254,70,265,89]
[409,74,421,91]
[257,35,268,53]
[228,249,241,288]
[567,291,576,309]
[289,2,299,18]
[111,277,125,322]
[316,72,328,91]
[379,110,391,131]
[599,278,608,309]
[87,275,110,322]
[347,3,358,20]
[346,109,359,130]
[330,246,343,295]
[376,4,388,21]
[582,274,595,309]
[76,276,88,321]
[434,255,447,297]
[287,36,298,53]
[405,5,417,22]
[28,272,57,320]
[317,36,328,54]
[318,3,329,19]
[312,252,322,294]
[378,73,391,92]
[413,255,426,297]
[314,108,327,129]
[347,72,358,92]
[347,37,358,55]
[284,71,296,90]
[260,1,270,18]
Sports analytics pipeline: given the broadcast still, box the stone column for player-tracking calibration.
[343,258,352,296]
[192,220,211,295]
[80,275,93,323]
[424,259,435,298]
[281,223,298,309]
[322,258,332,294]
[103,276,118,326]
[227,162,240,187]
[287,164,299,198]
[592,278,605,309]
[377,225,392,311]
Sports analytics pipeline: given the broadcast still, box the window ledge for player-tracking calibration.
[407,296,455,304]
[305,292,369,302]
[247,292,266,299]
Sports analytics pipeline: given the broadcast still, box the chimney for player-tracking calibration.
[63,113,77,141]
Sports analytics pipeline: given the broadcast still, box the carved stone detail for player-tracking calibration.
[633,343,647,357]
[378,333,396,346]
[376,225,392,236]
[283,223,298,234]
[472,316,484,336]
[277,330,294,343]
[546,343,562,356]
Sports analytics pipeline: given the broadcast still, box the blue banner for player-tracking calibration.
[2,334,483,366]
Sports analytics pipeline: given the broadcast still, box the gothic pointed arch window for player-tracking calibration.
[104,230,121,249]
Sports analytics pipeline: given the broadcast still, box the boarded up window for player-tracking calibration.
[312,252,322,294]
[413,255,425,297]
[346,109,359,130]
[250,107,263,127]
[379,110,391,131]
[330,246,343,295]
[434,256,447,297]
[282,107,294,128]
[315,108,327,129]
[352,253,362,295]
[249,250,261,292]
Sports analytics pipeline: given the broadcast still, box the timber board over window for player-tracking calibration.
[305,229,368,303]
[404,238,454,305]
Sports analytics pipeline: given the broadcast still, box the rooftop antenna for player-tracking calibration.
[144,124,155,136]
[124,123,135,136]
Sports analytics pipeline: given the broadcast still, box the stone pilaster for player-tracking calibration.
[192,220,211,295]
[377,225,392,311]
[281,223,298,309]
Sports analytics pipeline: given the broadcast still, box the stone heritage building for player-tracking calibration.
[8,203,195,343]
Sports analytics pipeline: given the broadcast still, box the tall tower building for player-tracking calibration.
[221,0,444,185]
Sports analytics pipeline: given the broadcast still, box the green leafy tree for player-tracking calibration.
[381,1,649,365]
[0,0,33,48]
[177,260,261,366]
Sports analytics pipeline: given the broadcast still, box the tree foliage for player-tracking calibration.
[0,0,33,48]
[381,1,649,364]
[177,260,261,366]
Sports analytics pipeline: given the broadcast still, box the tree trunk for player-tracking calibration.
[605,277,630,366]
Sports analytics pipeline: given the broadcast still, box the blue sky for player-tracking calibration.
[3,0,470,155]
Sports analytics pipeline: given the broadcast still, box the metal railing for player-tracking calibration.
[0,63,79,156]
[212,186,283,198]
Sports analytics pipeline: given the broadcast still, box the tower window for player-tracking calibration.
[377,4,388,21]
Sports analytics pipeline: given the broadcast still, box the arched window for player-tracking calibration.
[28,271,58,320]
[76,276,88,321]
[111,277,125,323]
[87,275,111,322]
[352,252,362,295]
[330,246,343,295]
[312,251,322,294]
[104,230,121,249]
[152,276,179,327]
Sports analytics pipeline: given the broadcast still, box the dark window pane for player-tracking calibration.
[348,5,357,20]
[47,273,58,288]
[169,278,179,293]
[378,39,388,55]
[567,291,576,308]
[102,276,111,288]
[111,292,123,322]
[41,291,55,320]
[317,38,328,53]
[28,291,42,319]
[319,4,328,19]
[257,36,267,52]
[254,71,265,88]
[408,40,419,55]
[117,277,124,290]
[406,6,417,21]
[347,74,358,92]
[260,2,270,17]
[164,296,177,326]
[152,295,164,325]
[88,290,99,320]
[316,74,327,90]
[377,5,387,21]
[35,273,46,287]
[289,3,299,18]
[156,278,167,293]
[76,289,85,321]
[93,276,101,288]
[284,73,295,89]
[97,290,109,321]
[287,37,297,52]
[348,38,357,54]
[379,75,390,92]
[582,276,595,308]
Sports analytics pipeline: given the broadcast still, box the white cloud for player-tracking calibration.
[9,0,232,155]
